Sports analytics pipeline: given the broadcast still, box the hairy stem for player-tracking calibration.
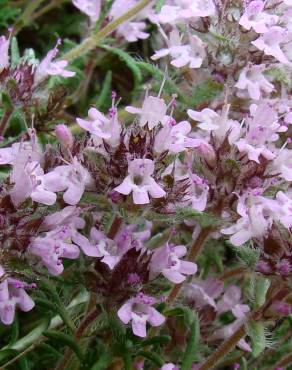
[199,325,246,370]
[61,0,152,62]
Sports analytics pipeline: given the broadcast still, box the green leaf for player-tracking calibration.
[175,207,221,227]
[101,45,142,93]
[95,70,112,110]
[11,36,20,67]
[140,335,171,347]
[181,313,200,370]
[40,279,76,335]
[137,350,164,367]
[254,276,270,309]
[0,349,19,364]
[90,351,112,370]
[44,330,84,361]
[232,244,260,269]
[249,321,266,357]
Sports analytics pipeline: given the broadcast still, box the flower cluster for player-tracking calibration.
[1,0,292,369]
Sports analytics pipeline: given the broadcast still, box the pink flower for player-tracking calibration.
[268,148,292,181]
[0,265,35,325]
[235,103,286,163]
[10,160,57,206]
[150,243,197,283]
[183,278,224,309]
[76,107,120,147]
[34,39,75,84]
[29,229,80,275]
[217,285,250,319]
[251,27,290,64]
[211,319,251,352]
[235,64,274,100]
[114,158,166,204]
[109,0,149,42]
[0,35,10,70]
[189,174,209,212]
[187,108,220,131]
[151,30,205,69]
[43,206,100,257]
[126,96,167,130]
[161,364,179,370]
[72,0,101,24]
[55,124,74,150]
[154,119,199,153]
[89,228,122,269]
[44,157,93,205]
[158,0,215,24]
[221,190,272,246]
[118,293,165,337]
[239,1,278,33]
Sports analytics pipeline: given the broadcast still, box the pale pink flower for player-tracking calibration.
[109,0,149,42]
[118,293,165,337]
[29,230,80,275]
[126,96,167,130]
[55,124,74,150]
[189,174,209,212]
[212,319,252,352]
[183,278,224,310]
[235,103,286,163]
[268,148,292,181]
[235,64,274,100]
[161,364,179,370]
[217,285,250,319]
[0,265,35,325]
[34,39,75,84]
[0,35,10,70]
[158,0,215,24]
[154,119,199,153]
[221,190,272,246]
[114,159,166,204]
[150,243,197,283]
[10,160,56,206]
[77,107,121,147]
[187,108,220,131]
[151,30,205,69]
[239,1,278,33]
[72,0,101,24]
[44,157,93,205]
[251,27,290,64]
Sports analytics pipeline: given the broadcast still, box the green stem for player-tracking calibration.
[61,0,152,62]
[13,0,47,33]
[0,110,12,137]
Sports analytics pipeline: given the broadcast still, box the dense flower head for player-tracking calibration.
[1,1,292,368]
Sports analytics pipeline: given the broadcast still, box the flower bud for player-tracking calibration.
[55,124,74,150]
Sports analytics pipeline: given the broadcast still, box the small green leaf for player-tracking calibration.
[254,276,270,309]
[249,321,266,357]
[90,352,112,370]
[11,36,20,67]
[140,335,171,347]
[44,330,84,361]
[95,70,112,110]
[137,350,164,367]
[101,45,142,93]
